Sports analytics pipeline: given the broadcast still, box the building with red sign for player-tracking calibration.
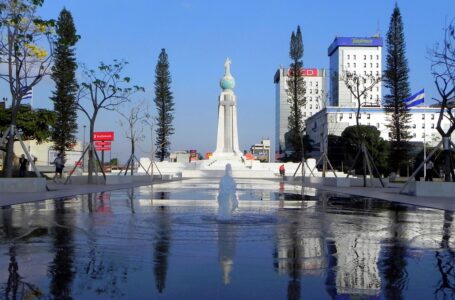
[274,67,327,158]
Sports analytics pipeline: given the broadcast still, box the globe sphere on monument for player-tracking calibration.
[220,76,235,90]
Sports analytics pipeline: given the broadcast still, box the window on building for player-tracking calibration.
[310,104,312,109]
[310,112,312,116]
[388,132,392,138]
[367,114,371,119]
[364,55,366,60]
[364,70,367,75]
[354,55,356,59]
[347,63,350,68]
[370,63,373,68]
[315,89,319,94]
[413,133,416,137]
[370,55,373,60]
[376,55,379,60]
[370,94,373,99]
[377,123,380,128]
[349,113,352,119]
[422,133,425,138]
[422,114,425,120]
[364,63,367,68]
[431,114,435,120]
[431,123,435,129]
[315,82,319,86]
[376,63,379,68]
[339,114,343,120]
[413,124,416,128]
[316,105,319,109]
[422,124,425,129]
[347,54,350,59]
[354,63,356,67]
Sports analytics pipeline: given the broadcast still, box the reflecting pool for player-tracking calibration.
[1,178,455,299]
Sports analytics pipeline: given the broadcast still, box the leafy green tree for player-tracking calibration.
[0,0,55,177]
[77,60,144,182]
[0,105,55,142]
[154,49,174,162]
[51,8,79,158]
[342,125,390,176]
[383,4,412,174]
[286,25,306,161]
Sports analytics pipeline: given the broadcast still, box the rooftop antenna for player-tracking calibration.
[373,19,381,37]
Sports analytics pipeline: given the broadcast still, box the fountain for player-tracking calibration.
[217,164,239,221]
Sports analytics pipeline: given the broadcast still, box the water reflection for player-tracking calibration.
[218,222,237,285]
[153,205,171,293]
[48,199,75,299]
[1,180,455,299]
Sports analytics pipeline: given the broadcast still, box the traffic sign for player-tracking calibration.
[95,141,111,147]
[95,147,111,151]
[93,131,114,141]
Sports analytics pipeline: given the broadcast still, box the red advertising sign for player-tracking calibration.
[95,141,112,147]
[95,147,111,151]
[93,131,114,141]
[287,68,319,77]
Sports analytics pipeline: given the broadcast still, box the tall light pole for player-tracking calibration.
[83,125,86,172]
[144,114,154,176]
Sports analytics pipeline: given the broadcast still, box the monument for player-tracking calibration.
[212,58,243,160]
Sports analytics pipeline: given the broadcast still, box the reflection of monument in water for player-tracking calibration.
[212,58,243,161]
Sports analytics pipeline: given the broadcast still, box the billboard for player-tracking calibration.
[287,68,319,77]
[93,131,114,141]
[328,37,383,56]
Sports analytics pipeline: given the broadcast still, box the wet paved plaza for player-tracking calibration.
[1,178,455,299]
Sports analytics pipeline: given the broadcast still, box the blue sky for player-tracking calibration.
[28,0,454,162]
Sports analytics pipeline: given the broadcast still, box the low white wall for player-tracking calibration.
[0,178,47,192]
[350,177,389,187]
[407,181,455,197]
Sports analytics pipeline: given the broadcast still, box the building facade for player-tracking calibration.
[328,36,382,107]
[274,68,327,158]
[306,106,451,155]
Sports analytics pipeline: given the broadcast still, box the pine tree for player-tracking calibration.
[286,25,306,161]
[51,8,79,157]
[383,4,412,173]
[154,49,174,162]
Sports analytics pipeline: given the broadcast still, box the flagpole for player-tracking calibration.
[423,105,427,181]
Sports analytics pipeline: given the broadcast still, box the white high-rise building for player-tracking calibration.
[274,68,327,159]
[328,36,382,107]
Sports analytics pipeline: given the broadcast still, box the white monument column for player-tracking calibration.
[213,58,242,159]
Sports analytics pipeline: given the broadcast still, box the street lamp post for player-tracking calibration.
[83,125,86,172]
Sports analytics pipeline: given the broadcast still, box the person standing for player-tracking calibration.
[52,153,65,182]
[19,154,28,177]
[279,164,285,177]
[425,160,434,181]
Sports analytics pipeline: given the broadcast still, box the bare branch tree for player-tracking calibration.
[430,19,455,182]
[340,70,382,186]
[77,60,144,182]
[117,101,148,175]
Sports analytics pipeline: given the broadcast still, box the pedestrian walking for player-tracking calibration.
[19,154,28,177]
[52,153,65,182]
